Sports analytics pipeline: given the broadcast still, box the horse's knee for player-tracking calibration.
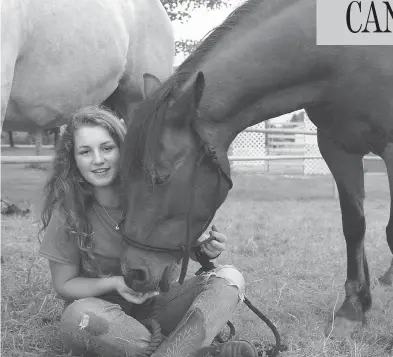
[212,265,245,299]
[342,213,366,242]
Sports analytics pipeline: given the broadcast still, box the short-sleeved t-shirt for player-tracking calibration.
[39,204,127,306]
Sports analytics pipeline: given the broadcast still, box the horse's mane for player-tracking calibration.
[175,0,261,77]
[121,0,261,183]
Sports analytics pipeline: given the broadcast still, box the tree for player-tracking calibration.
[290,111,305,123]
[161,0,230,56]
[175,39,199,56]
[161,0,229,22]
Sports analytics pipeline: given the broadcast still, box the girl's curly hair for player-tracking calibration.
[40,105,126,274]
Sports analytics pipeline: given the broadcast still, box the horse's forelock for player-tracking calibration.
[121,82,174,184]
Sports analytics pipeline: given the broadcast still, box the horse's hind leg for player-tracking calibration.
[379,144,393,285]
[317,131,371,338]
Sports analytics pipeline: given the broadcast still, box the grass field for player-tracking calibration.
[1,154,393,356]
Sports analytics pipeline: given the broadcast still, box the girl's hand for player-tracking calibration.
[200,225,227,259]
[114,276,159,304]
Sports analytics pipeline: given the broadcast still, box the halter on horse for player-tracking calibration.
[119,115,283,357]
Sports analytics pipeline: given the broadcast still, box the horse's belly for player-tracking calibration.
[5,64,123,131]
[3,0,132,131]
[4,89,117,132]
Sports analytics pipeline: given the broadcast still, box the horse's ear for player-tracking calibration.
[169,71,205,127]
[142,73,162,99]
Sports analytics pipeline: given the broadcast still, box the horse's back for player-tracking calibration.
[1,0,174,131]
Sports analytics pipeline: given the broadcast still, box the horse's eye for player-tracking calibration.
[154,173,170,185]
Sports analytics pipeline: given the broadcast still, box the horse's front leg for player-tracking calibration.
[318,131,371,338]
[379,143,393,285]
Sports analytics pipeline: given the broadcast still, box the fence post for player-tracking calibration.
[35,130,43,156]
[8,132,14,147]
[31,130,44,169]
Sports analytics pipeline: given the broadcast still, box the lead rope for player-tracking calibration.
[179,152,205,284]
[190,198,284,354]
[202,145,285,356]
[134,298,163,357]
[243,297,283,357]
[194,249,284,357]
[120,134,284,356]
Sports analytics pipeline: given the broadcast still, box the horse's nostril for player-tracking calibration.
[130,268,148,283]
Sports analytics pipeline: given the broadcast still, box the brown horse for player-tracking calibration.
[1,0,174,131]
[119,0,393,338]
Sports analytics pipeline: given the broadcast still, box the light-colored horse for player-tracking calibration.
[1,0,174,131]
[119,0,393,339]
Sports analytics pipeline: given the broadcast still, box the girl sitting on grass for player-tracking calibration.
[39,106,257,357]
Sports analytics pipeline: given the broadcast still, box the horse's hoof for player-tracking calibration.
[324,315,364,339]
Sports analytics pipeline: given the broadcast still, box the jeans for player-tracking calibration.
[59,265,245,357]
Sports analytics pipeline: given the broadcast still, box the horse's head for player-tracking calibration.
[119,71,233,293]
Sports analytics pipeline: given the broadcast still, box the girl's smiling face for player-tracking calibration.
[74,125,120,187]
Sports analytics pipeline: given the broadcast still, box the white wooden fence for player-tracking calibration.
[1,156,53,164]
[229,114,382,175]
[1,114,383,175]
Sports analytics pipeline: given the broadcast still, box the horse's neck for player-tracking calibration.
[194,0,327,141]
